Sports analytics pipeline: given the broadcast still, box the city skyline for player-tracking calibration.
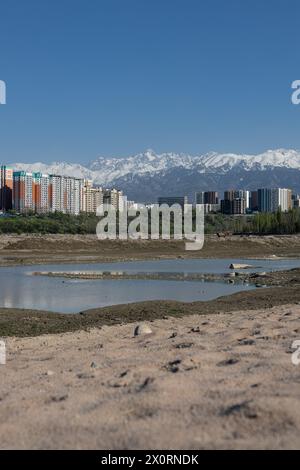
[1,161,297,215]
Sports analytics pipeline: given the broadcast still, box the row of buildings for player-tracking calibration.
[158,188,297,215]
[0,166,125,215]
[196,189,295,214]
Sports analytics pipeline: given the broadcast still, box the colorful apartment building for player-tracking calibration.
[12,171,84,215]
[0,165,13,211]
[33,172,50,213]
[13,171,34,212]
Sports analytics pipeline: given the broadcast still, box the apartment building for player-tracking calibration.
[82,180,104,213]
[32,172,50,213]
[250,191,258,211]
[12,172,84,215]
[258,188,292,213]
[49,175,83,215]
[221,197,246,215]
[103,188,125,211]
[0,165,13,211]
[82,181,126,214]
[13,171,34,212]
[64,176,83,215]
[195,191,218,205]
[221,190,247,215]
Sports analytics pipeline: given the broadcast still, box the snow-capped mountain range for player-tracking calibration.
[10,148,300,202]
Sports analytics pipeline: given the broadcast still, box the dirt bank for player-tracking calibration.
[1,234,300,267]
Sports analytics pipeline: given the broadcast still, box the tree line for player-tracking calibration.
[1,208,300,235]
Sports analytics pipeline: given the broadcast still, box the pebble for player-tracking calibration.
[134,323,153,336]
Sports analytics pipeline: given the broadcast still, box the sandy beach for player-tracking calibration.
[1,303,300,449]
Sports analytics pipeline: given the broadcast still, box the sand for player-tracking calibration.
[1,304,300,450]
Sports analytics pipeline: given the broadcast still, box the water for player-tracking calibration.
[0,257,299,313]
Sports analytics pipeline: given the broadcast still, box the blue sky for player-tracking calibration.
[0,0,300,163]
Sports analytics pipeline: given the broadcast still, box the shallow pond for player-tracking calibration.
[0,257,299,313]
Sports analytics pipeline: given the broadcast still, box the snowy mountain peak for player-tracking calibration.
[10,148,300,192]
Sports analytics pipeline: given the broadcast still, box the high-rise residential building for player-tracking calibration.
[64,176,83,215]
[292,194,300,208]
[258,188,292,212]
[221,198,246,215]
[32,172,50,213]
[223,190,249,209]
[278,188,292,212]
[82,180,104,213]
[6,166,130,216]
[0,165,13,211]
[221,189,247,215]
[48,175,64,213]
[195,191,218,205]
[49,175,83,215]
[233,190,250,209]
[103,188,125,211]
[250,191,258,211]
[13,171,34,212]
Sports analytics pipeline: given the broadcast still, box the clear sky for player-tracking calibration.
[0,0,300,164]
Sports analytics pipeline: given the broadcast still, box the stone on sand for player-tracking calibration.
[134,323,153,336]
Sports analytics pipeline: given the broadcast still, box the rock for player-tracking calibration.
[49,394,68,403]
[134,323,153,336]
[229,263,253,270]
[217,358,239,367]
[169,332,177,339]
[238,338,255,346]
[46,370,54,376]
[77,372,95,379]
[226,272,236,278]
[90,362,98,369]
[135,377,154,392]
[190,327,201,333]
[220,400,257,419]
[166,359,181,373]
[175,342,194,349]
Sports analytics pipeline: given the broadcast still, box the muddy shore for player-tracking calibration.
[1,234,300,337]
[1,268,300,337]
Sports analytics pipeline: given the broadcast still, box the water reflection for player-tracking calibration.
[0,257,299,314]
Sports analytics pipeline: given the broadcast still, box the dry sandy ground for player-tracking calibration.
[1,304,300,450]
